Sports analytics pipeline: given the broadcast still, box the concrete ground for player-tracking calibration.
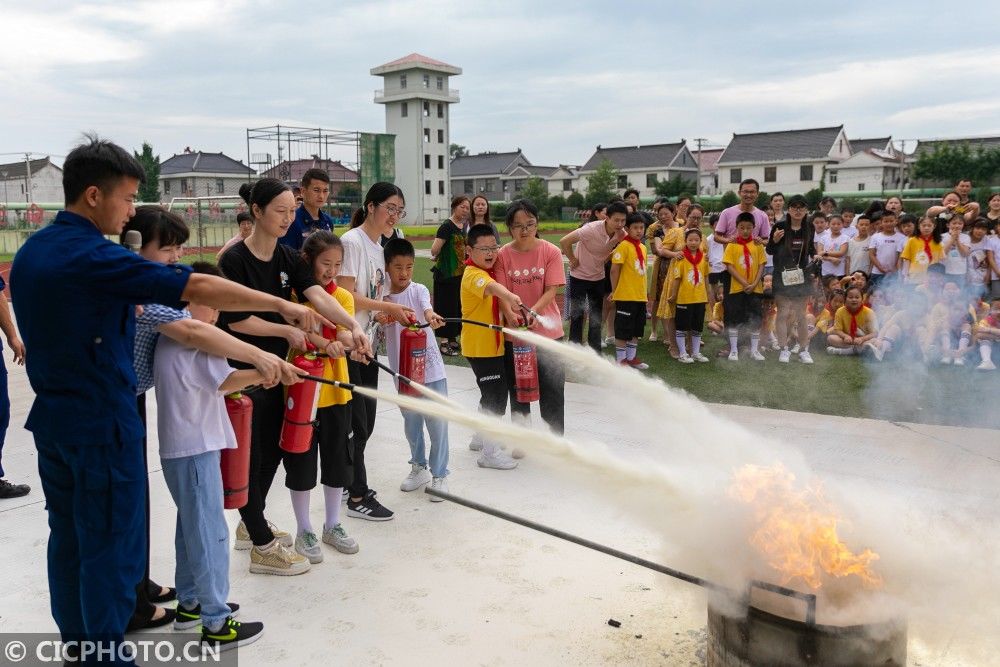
[1,347,998,666]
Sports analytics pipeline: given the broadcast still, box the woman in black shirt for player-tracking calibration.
[766,194,817,364]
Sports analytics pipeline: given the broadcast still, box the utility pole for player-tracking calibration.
[692,138,708,196]
[24,153,33,204]
[897,139,907,192]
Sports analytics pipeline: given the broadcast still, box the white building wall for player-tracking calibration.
[833,166,899,193]
[1,164,64,204]
[721,162,825,195]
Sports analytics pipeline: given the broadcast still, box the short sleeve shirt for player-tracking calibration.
[494,240,566,339]
[723,242,767,294]
[570,220,622,281]
[461,266,503,358]
[610,240,647,302]
[834,306,878,337]
[339,227,387,336]
[715,205,770,241]
[384,282,446,385]
[672,254,710,305]
[433,220,468,280]
[134,303,190,394]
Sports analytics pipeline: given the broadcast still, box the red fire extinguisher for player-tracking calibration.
[279,346,325,454]
[222,392,252,509]
[512,330,540,403]
[398,325,426,397]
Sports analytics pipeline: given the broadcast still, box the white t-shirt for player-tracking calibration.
[846,236,872,274]
[383,282,446,386]
[967,238,991,286]
[818,233,849,276]
[706,234,726,273]
[153,337,236,460]
[867,232,904,275]
[841,225,858,239]
[339,227,386,336]
[942,233,971,276]
[814,229,831,253]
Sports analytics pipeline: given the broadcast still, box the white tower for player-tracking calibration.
[372,53,461,224]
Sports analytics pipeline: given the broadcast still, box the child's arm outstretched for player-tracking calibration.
[219,368,267,394]
[484,281,524,325]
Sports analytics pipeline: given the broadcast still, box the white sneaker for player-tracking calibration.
[976,359,996,371]
[728,350,739,361]
[294,531,323,564]
[322,523,359,554]
[940,356,952,365]
[648,332,658,342]
[778,349,791,363]
[678,354,694,364]
[468,435,483,452]
[798,350,814,364]
[477,450,518,470]
[750,350,766,361]
[954,357,965,366]
[400,464,432,492]
[790,343,801,354]
[864,341,884,362]
[692,353,710,363]
[429,477,448,502]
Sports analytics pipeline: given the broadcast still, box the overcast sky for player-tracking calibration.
[3,1,1000,170]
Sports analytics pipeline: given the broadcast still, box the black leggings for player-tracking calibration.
[347,359,378,498]
[467,356,509,418]
[238,385,284,546]
[131,394,154,622]
[504,340,565,435]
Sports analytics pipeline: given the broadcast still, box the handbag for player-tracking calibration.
[780,224,807,286]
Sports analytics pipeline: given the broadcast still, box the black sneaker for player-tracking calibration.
[201,616,263,653]
[0,479,30,499]
[175,602,240,630]
[346,490,394,521]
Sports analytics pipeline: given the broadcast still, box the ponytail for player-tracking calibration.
[352,181,405,228]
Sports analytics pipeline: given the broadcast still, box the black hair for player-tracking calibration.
[121,205,189,248]
[735,211,755,225]
[63,133,146,206]
[608,194,625,203]
[505,199,539,227]
[625,212,645,227]
[592,202,608,214]
[687,203,705,216]
[351,181,405,228]
[820,196,836,206]
[239,178,291,219]
[658,201,677,214]
[841,205,856,214]
[844,285,864,299]
[471,194,491,224]
[809,212,828,225]
[624,188,640,199]
[301,230,343,266]
[708,213,721,227]
[383,237,415,264]
[450,194,471,212]
[468,224,500,247]
[676,195,692,206]
[880,209,898,219]
[684,227,703,239]
[862,199,886,219]
[897,213,915,225]
[770,192,785,203]
[918,216,943,244]
[190,261,221,277]
[301,168,330,187]
[971,217,989,229]
[605,201,629,218]
[236,211,252,224]
[738,178,759,192]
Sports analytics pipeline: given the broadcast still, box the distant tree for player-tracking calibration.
[585,159,619,207]
[545,194,566,220]
[912,143,1000,186]
[134,142,160,202]
[338,182,362,203]
[719,190,739,209]
[754,191,771,210]
[804,187,824,211]
[653,174,697,199]
[449,143,468,160]
[520,176,549,212]
[566,191,585,209]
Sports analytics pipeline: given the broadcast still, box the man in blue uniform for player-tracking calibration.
[278,168,333,250]
[0,280,27,498]
[10,136,325,662]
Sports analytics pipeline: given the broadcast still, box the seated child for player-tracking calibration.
[827,286,878,355]
[382,238,451,499]
[931,281,974,365]
[973,298,1000,370]
[153,262,264,651]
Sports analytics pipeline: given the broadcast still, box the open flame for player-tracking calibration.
[728,463,883,590]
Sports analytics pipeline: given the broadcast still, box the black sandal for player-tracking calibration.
[127,604,176,633]
[147,580,176,604]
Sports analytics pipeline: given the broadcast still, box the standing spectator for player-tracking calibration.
[723,213,767,361]
[648,202,681,347]
[966,218,992,298]
[279,168,333,251]
[217,212,253,260]
[941,216,971,286]
[610,213,650,369]
[560,201,628,352]
[0,279,27,498]
[884,196,904,216]
[817,214,849,279]
[431,196,470,356]
[623,188,640,211]
[983,193,1000,234]
[955,178,977,210]
[845,215,873,275]
[767,195,816,364]
[676,195,692,225]
[928,191,979,234]
[713,178,770,245]
[470,194,501,243]
[819,196,837,217]
[768,192,786,224]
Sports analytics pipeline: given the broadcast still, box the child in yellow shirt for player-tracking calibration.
[900,217,944,283]
[722,213,767,361]
[826,286,878,355]
[666,228,714,363]
[461,225,524,470]
[611,213,650,369]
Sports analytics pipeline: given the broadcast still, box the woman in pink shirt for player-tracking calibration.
[495,199,567,434]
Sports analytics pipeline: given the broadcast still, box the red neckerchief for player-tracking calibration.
[735,236,753,280]
[464,259,501,347]
[623,235,645,270]
[847,305,862,337]
[683,248,704,286]
[920,234,934,261]
[322,280,338,339]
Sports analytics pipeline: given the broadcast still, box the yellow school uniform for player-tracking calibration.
[461,265,504,358]
[670,253,710,305]
[292,286,353,407]
[814,307,835,334]
[722,241,767,294]
[834,305,878,337]
[900,237,943,280]
[611,239,647,302]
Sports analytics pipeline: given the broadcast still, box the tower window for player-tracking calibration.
[401,102,408,117]
[400,74,407,89]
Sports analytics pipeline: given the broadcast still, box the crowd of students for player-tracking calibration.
[6,137,1000,662]
[564,180,1000,370]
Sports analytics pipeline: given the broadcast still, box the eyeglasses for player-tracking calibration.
[377,203,407,219]
[472,245,500,254]
[510,222,537,232]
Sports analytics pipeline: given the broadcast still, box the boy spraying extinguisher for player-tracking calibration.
[380,238,452,499]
